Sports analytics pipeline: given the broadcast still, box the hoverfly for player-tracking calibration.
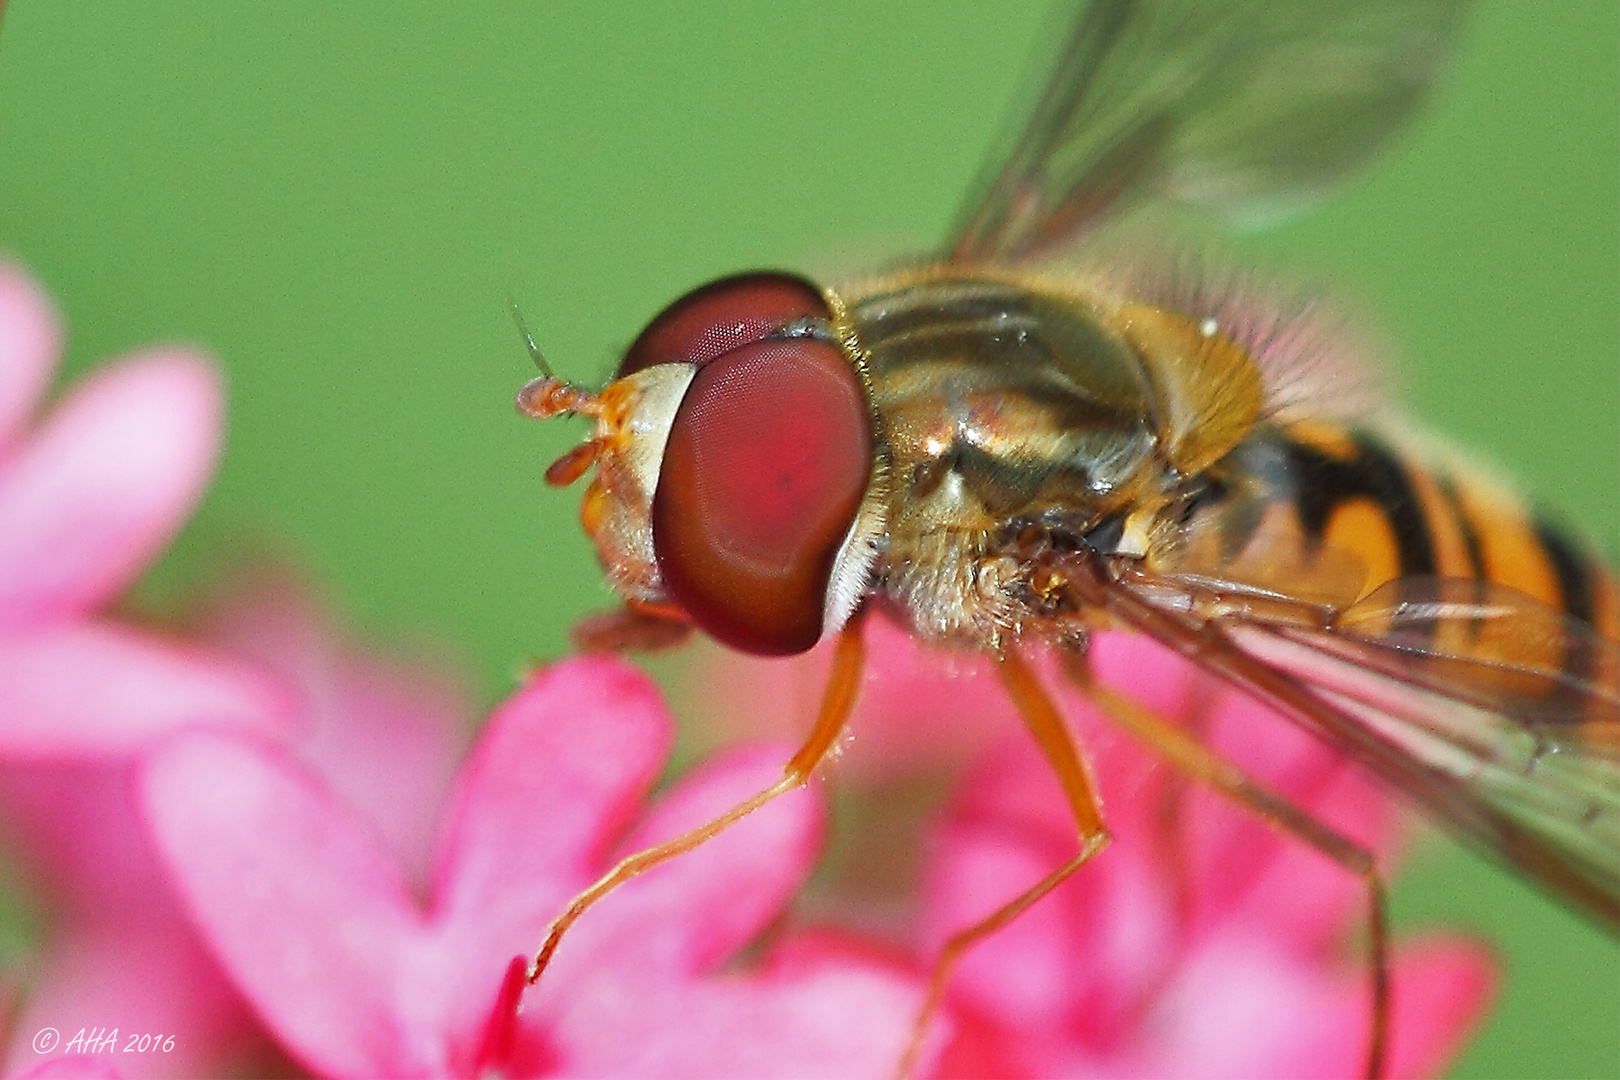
[515,1,1619,1076]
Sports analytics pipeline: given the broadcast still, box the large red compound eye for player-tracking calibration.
[619,272,830,376]
[652,336,872,655]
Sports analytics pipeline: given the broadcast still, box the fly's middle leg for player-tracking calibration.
[896,644,1111,1080]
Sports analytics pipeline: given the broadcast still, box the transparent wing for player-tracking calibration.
[950,0,1471,264]
[1075,564,1620,929]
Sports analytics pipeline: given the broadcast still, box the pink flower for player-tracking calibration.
[0,258,1493,1076]
[13,1056,123,1080]
[0,261,293,1078]
[138,655,932,1079]
[0,760,288,1079]
[0,260,284,756]
[1,575,483,1078]
[185,569,474,895]
[683,625,1494,1078]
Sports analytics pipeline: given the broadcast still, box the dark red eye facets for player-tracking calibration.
[652,337,872,655]
[619,272,830,377]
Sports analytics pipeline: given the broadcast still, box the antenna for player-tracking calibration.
[508,296,554,378]
[510,296,601,422]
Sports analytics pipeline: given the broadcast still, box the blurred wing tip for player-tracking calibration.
[943,0,1478,264]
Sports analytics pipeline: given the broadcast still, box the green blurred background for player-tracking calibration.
[0,1,1614,1075]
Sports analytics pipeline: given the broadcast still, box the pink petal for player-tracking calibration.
[0,261,61,452]
[553,951,929,1079]
[1085,630,1206,721]
[432,658,674,931]
[0,352,222,627]
[4,914,266,1080]
[295,648,466,891]
[0,624,290,757]
[197,570,471,888]
[0,761,199,921]
[139,730,424,1079]
[1139,931,1494,1079]
[1384,938,1494,1080]
[15,1057,124,1079]
[0,761,282,1078]
[1129,931,1354,1079]
[1069,633,1406,965]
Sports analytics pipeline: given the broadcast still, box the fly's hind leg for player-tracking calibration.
[897,645,1111,1080]
[1062,655,1391,1080]
[526,614,868,986]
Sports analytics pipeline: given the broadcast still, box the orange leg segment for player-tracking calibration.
[1064,657,1391,1080]
[897,646,1111,1080]
[526,615,868,985]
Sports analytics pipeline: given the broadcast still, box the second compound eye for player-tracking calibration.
[651,336,872,656]
[618,271,830,377]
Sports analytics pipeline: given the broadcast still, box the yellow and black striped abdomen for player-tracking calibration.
[1166,421,1618,685]
[1434,468,1619,642]
[1278,421,1617,641]
[1165,419,1620,734]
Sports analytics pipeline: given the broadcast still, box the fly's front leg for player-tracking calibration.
[526,613,868,986]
